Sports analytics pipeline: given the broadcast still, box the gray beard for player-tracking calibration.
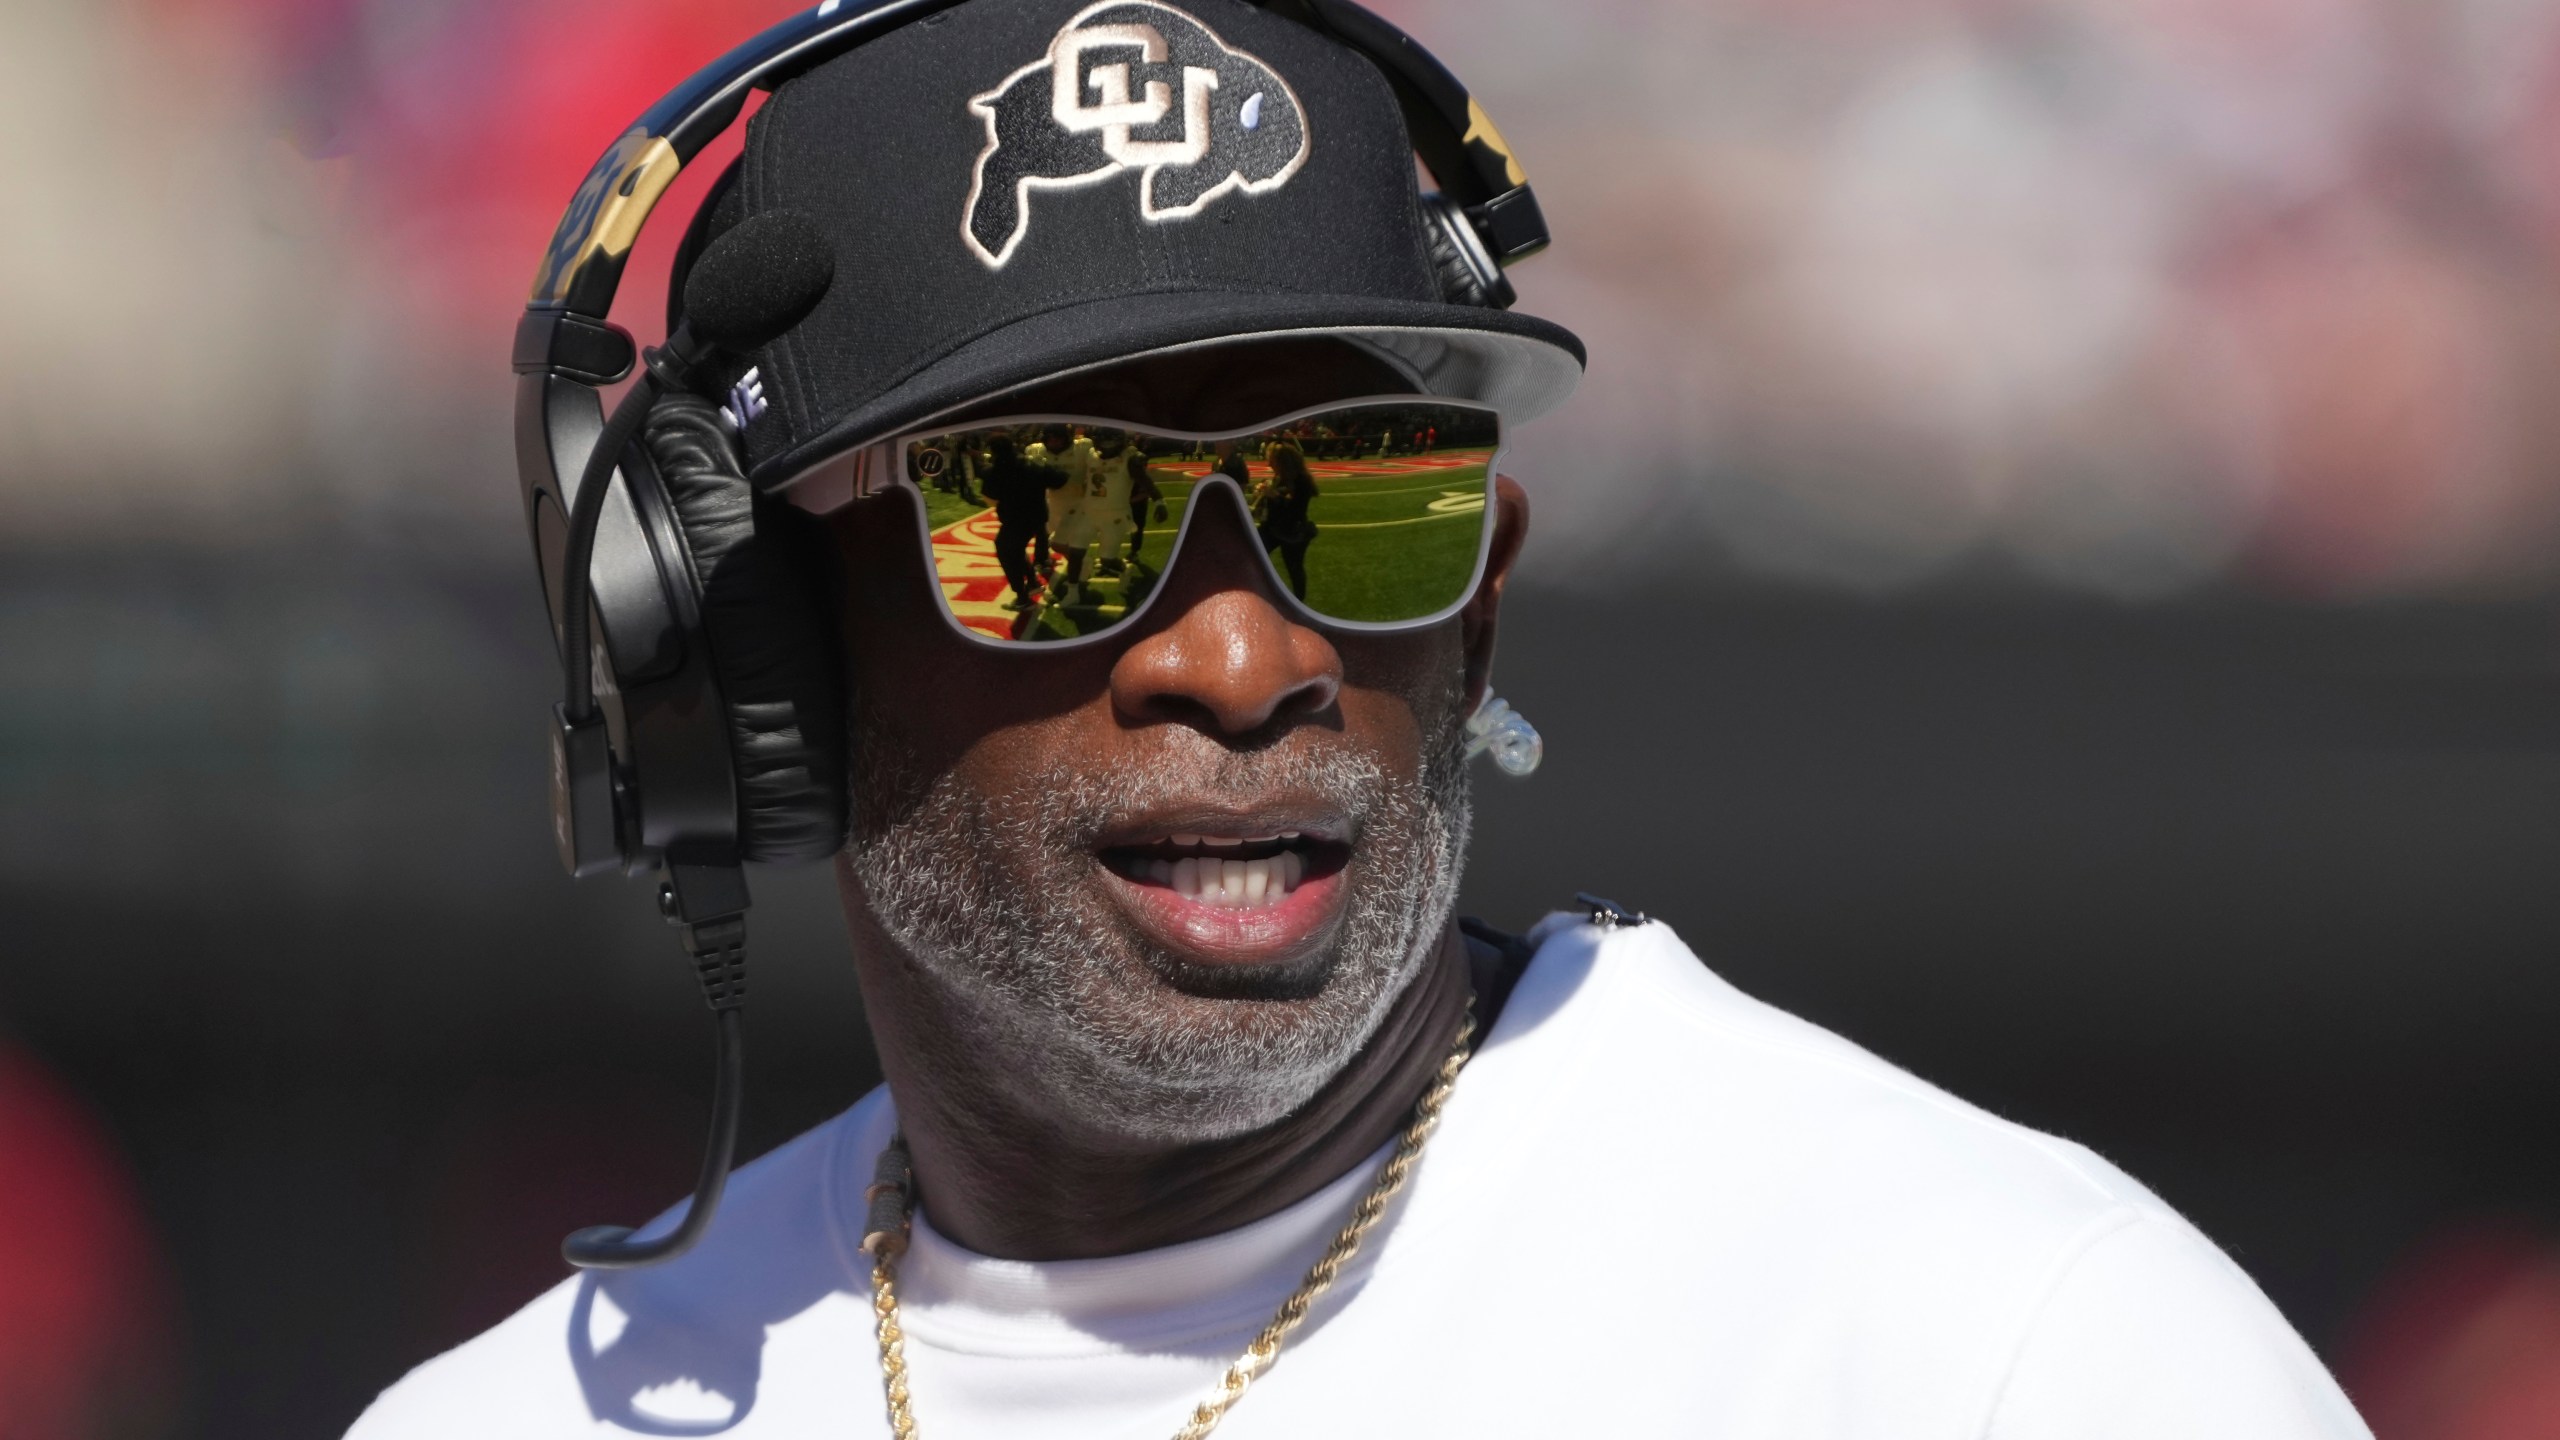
[844,713,1473,1147]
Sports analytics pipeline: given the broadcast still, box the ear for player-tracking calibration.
[1460,473,1529,715]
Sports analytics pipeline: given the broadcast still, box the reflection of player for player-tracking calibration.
[1124,448,1162,563]
[977,435,1052,609]
[1052,431,1132,602]
[1031,431,1075,583]
[1256,441,1319,600]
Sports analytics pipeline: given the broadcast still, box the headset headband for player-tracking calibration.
[519,0,1548,343]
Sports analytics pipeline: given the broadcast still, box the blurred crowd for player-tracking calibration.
[4,0,2557,595]
[1422,0,2560,596]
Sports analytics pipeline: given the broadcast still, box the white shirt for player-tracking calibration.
[1037,439,1097,533]
[348,915,2370,1439]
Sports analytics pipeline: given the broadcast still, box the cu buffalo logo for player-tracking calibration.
[962,1,1310,270]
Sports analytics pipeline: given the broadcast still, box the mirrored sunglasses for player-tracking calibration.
[842,399,1503,648]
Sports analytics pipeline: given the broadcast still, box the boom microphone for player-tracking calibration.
[685,209,836,354]
[644,210,838,388]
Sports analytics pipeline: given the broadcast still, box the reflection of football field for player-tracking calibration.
[926,508,1028,640]
[925,448,1493,640]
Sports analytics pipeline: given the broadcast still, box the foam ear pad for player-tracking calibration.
[642,392,849,863]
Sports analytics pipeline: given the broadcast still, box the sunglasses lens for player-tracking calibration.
[906,403,1497,644]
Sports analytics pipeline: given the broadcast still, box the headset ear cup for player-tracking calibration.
[1421,192,1517,310]
[642,392,848,863]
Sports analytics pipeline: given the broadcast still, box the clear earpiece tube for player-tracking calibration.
[1464,693,1543,777]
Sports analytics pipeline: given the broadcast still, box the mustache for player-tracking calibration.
[845,678,1473,864]
[1010,733,1389,854]
[840,694,1475,1143]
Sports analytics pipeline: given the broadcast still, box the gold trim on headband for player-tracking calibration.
[1462,98,1527,189]
[530,131,684,305]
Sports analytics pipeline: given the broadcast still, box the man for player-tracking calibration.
[974,433,1051,610]
[1047,426,1127,605]
[1123,443,1162,569]
[1076,430,1141,579]
[1258,440,1319,600]
[1023,431,1070,584]
[353,0,2369,1435]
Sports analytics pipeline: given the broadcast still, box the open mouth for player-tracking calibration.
[1099,832,1351,909]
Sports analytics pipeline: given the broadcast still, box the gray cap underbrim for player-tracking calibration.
[751,286,1584,493]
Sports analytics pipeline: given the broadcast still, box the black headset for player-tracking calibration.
[514,0,1552,1269]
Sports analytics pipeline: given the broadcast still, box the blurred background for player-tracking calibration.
[3,0,2558,1434]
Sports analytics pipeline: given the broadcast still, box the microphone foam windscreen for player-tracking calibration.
[682,210,837,354]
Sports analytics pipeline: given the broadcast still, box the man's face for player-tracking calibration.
[830,339,1526,1146]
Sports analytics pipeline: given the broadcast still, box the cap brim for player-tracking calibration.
[750,288,1583,492]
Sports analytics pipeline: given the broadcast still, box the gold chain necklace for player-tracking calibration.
[857,1004,1478,1440]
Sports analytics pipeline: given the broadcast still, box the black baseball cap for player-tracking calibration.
[682,0,1585,490]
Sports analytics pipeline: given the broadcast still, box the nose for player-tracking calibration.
[1109,482,1342,737]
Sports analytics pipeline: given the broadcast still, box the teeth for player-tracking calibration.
[1139,853,1311,907]
[1121,834,1331,907]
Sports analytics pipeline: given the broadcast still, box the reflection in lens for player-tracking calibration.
[911,403,1499,642]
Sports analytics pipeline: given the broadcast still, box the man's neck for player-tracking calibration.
[845,917,1475,1262]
